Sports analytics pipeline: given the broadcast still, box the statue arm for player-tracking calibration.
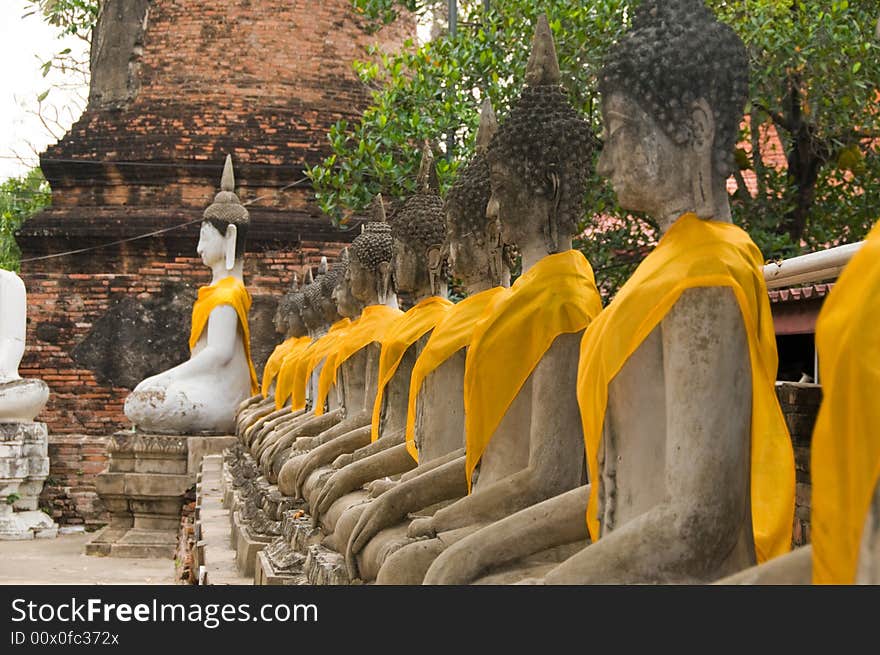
[293,424,373,498]
[420,334,584,535]
[423,485,590,585]
[346,456,469,577]
[367,447,465,498]
[145,305,241,384]
[313,442,418,521]
[399,447,465,483]
[545,288,752,584]
[712,545,813,584]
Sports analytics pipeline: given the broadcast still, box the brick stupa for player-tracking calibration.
[16,0,411,528]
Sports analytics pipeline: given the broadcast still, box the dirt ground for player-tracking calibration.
[0,532,174,585]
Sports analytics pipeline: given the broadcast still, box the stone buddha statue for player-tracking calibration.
[124,155,259,435]
[0,269,49,422]
[718,219,880,585]
[333,100,519,581]
[249,267,348,469]
[286,147,453,507]
[274,202,403,497]
[252,259,354,469]
[420,1,795,585]
[375,15,603,585]
[235,278,309,442]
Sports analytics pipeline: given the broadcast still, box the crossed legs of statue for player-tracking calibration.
[376,485,590,585]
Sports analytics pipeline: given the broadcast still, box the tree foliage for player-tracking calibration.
[309,0,880,296]
[0,170,51,272]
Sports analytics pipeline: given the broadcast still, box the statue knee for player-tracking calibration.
[376,538,447,585]
[277,453,305,496]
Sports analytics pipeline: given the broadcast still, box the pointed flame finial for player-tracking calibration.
[475,98,498,154]
[525,14,561,87]
[220,154,235,192]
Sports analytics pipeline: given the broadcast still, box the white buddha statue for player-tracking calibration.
[124,155,258,435]
[0,269,49,422]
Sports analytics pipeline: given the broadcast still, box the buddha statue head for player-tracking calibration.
[444,99,511,291]
[273,273,300,336]
[198,154,249,277]
[597,0,748,226]
[486,15,595,261]
[276,287,308,340]
[348,195,395,306]
[303,258,344,330]
[331,249,365,319]
[391,144,448,298]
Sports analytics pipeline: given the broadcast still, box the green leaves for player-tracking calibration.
[0,169,51,272]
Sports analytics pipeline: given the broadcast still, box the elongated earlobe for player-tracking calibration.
[377,261,392,305]
[225,224,238,271]
[690,99,716,218]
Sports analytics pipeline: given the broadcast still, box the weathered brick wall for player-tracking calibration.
[39,434,110,529]
[776,381,822,547]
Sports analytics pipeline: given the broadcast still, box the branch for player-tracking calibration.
[753,101,793,133]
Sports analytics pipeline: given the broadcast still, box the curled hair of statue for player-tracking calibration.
[598,0,749,179]
[351,194,394,274]
[203,154,250,258]
[445,99,498,246]
[486,14,596,250]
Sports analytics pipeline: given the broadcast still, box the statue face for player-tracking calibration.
[347,255,375,304]
[487,158,552,248]
[319,294,341,323]
[391,238,421,293]
[446,213,496,289]
[196,221,228,267]
[273,305,287,335]
[287,309,307,338]
[332,274,361,319]
[598,92,692,215]
[300,302,323,331]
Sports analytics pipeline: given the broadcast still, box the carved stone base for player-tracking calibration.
[87,431,235,558]
[0,507,58,540]
[233,512,274,577]
[255,537,306,585]
[0,422,57,539]
[85,526,179,558]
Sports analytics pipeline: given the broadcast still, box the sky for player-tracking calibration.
[0,0,89,182]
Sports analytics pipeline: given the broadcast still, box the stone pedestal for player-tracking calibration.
[86,431,235,558]
[0,422,58,540]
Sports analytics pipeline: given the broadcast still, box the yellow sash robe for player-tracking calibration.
[189,276,258,395]
[464,250,603,489]
[404,287,510,462]
[811,220,880,584]
[313,304,403,417]
[370,296,454,442]
[261,336,311,398]
[578,213,794,564]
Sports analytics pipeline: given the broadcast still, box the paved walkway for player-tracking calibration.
[0,532,174,585]
[199,455,250,585]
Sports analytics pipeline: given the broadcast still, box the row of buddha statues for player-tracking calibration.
[121,1,880,584]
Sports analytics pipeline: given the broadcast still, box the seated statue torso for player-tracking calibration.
[125,302,251,435]
[0,269,49,422]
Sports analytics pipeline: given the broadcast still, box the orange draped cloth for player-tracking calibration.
[313,304,403,417]
[370,296,454,442]
[577,213,794,564]
[811,220,880,584]
[285,318,351,412]
[463,250,602,489]
[189,275,258,395]
[261,336,311,398]
[404,287,509,462]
